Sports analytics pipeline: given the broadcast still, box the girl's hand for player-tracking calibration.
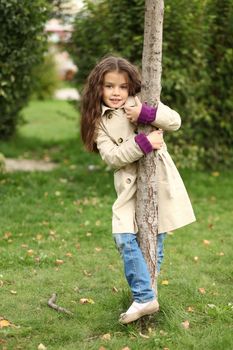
[125,96,142,123]
[147,130,164,150]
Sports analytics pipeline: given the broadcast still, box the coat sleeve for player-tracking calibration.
[151,101,181,131]
[96,126,144,169]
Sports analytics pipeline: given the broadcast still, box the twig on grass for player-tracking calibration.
[47,293,73,315]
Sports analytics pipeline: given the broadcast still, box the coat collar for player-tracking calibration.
[101,96,137,116]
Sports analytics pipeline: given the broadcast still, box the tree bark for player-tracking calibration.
[136,0,164,288]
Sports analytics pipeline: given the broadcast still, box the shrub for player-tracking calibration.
[0,0,49,139]
[31,52,60,100]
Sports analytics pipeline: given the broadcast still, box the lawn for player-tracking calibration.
[0,100,232,350]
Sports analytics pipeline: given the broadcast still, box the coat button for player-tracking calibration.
[126,178,131,184]
[118,137,123,143]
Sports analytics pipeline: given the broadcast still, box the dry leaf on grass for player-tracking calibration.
[181,320,190,329]
[95,247,102,252]
[0,319,10,328]
[187,306,194,312]
[211,171,220,177]
[161,280,169,286]
[79,298,95,304]
[203,239,210,245]
[55,259,64,265]
[10,290,17,295]
[27,249,34,256]
[198,287,206,294]
[65,252,73,257]
[38,343,47,350]
[101,333,111,340]
[139,332,150,339]
[0,317,19,329]
[83,270,92,277]
[207,304,216,309]
[121,347,131,350]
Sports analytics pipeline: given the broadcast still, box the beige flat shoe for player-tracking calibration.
[119,299,159,324]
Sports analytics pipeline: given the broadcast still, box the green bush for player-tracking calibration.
[0,0,49,139]
[31,53,60,100]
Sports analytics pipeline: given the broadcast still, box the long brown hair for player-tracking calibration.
[80,56,141,152]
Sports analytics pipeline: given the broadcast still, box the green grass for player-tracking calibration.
[0,99,232,350]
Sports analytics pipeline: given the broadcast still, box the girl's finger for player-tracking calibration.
[134,96,141,105]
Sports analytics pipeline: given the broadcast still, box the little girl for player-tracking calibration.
[81,56,195,324]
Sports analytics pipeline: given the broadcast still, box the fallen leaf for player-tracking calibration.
[187,306,194,312]
[55,191,61,196]
[36,234,43,241]
[21,244,28,248]
[76,243,81,249]
[79,298,95,304]
[4,232,12,239]
[10,290,17,295]
[139,332,150,339]
[83,270,92,277]
[86,232,92,237]
[95,220,101,226]
[181,320,190,329]
[27,249,34,256]
[112,286,118,293]
[161,280,169,286]
[0,319,11,328]
[65,252,73,257]
[211,171,220,177]
[55,259,64,265]
[217,252,224,256]
[95,247,102,252]
[38,343,47,350]
[207,304,216,309]
[121,347,131,350]
[101,333,111,340]
[163,348,170,350]
[198,287,206,294]
[203,239,210,245]
[160,330,168,336]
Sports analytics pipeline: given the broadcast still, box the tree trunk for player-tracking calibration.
[136,0,164,288]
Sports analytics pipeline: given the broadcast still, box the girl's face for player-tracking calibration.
[102,71,129,108]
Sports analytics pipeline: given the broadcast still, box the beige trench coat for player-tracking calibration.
[96,97,196,234]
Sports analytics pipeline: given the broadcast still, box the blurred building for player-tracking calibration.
[45,17,77,81]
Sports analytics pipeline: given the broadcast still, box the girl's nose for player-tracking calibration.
[113,87,120,95]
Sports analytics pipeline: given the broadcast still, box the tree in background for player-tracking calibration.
[0,0,49,139]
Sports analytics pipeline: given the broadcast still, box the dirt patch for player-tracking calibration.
[5,159,58,172]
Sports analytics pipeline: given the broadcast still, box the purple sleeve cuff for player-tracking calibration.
[138,103,157,124]
[135,133,153,154]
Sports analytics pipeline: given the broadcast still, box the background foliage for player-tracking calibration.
[0,0,49,139]
[69,0,233,169]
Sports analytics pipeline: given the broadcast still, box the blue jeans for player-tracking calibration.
[113,233,166,303]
